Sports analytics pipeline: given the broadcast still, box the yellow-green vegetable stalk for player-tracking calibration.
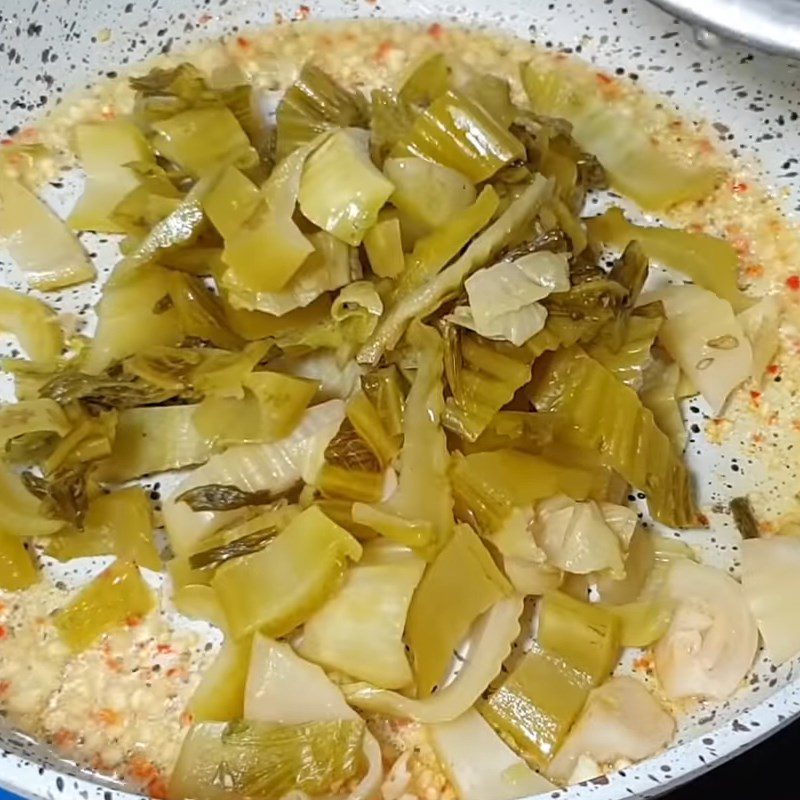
[212,505,361,639]
[54,560,155,652]
[406,524,511,697]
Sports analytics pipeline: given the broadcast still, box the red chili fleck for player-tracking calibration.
[0,680,11,697]
[166,666,187,679]
[0,139,13,147]
[0,625,7,640]
[745,264,764,279]
[696,512,709,527]
[147,777,168,800]
[374,40,395,64]
[767,363,781,377]
[595,72,613,85]
[750,390,762,408]
[126,614,142,627]
[786,275,800,291]
[156,643,172,654]
[236,36,250,50]
[179,710,194,727]
[732,181,749,194]
[52,729,77,750]
[427,22,444,40]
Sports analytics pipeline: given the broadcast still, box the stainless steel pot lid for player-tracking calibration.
[649,0,800,57]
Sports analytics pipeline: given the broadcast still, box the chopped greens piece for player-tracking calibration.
[212,505,361,639]
[529,347,698,527]
[394,90,525,182]
[175,483,290,512]
[406,523,511,697]
[0,176,96,290]
[276,64,369,159]
[54,560,154,652]
[169,719,365,800]
[480,642,592,769]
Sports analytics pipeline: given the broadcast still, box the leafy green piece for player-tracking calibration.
[450,449,612,534]
[353,324,452,558]
[317,464,385,503]
[95,404,213,481]
[45,487,161,570]
[346,390,399,468]
[163,400,345,556]
[170,719,365,800]
[299,543,425,689]
[0,529,38,590]
[188,637,253,722]
[193,370,317,446]
[398,52,451,105]
[84,265,184,374]
[370,89,416,163]
[361,366,405,439]
[68,120,154,233]
[480,641,592,770]
[0,460,66,536]
[212,505,361,639]
[122,346,204,393]
[359,176,552,364]
[167,272,244,350]
[396,185,500,295]
[54,560,154,652]
[406,524,511,697]
[363,212,405,278]
[40,405,117,475]
[528,347,698,527]
[152,106,257,177]
[111,177,211,277]
[453,251,570,346]
[223,229,354,316]
[0,175,95,290]
[461,73,515,128]
[220,144,316,294]
[522,63,721,209]
[384,156,475,231]
[202,164,261,238]
[22,466,89,528]
[299,129,394,246]
[39,369,177,409]
[442,332,534,442]
[538,590,621,685]
[588,207,750,311]
[586,314,662,389]
[189,527,279,571]
[175,483,291,512]
[394,90,524,182]
[276,64,368,159]
[0,288,64,368]
[0,399,70,456]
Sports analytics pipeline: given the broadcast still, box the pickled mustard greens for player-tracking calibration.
[0,30,779,799]
[54,560,154,652]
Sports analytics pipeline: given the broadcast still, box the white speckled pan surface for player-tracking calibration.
[1,0,800,798]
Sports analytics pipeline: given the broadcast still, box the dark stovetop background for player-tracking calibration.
[666,717,798,798]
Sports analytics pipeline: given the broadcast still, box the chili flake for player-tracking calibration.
[786,274,800,291]
[427,22,443,40]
